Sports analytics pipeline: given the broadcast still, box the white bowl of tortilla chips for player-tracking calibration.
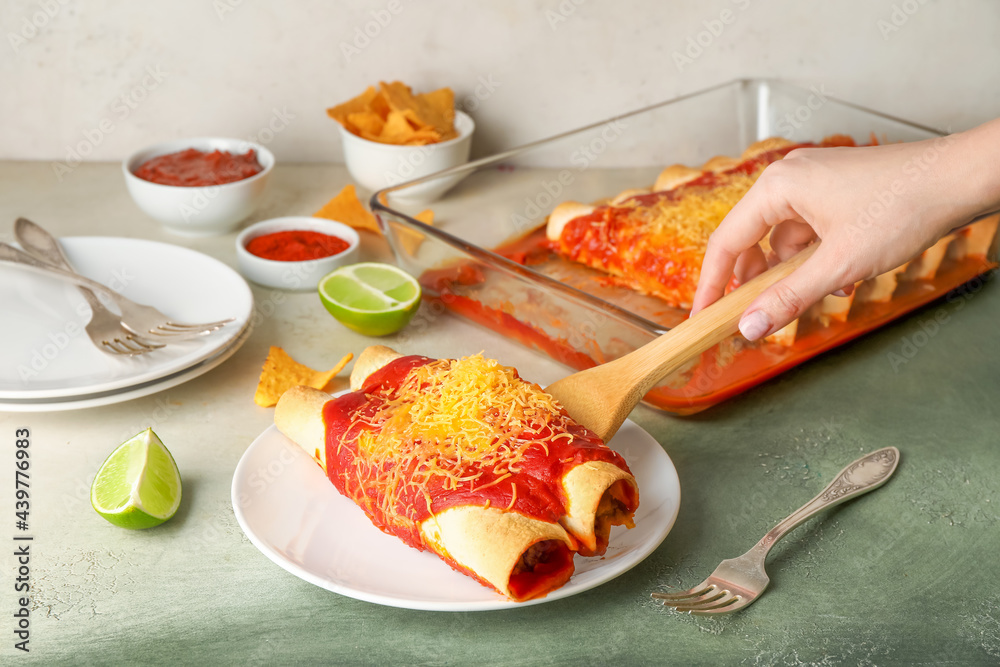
[329,82,474,204]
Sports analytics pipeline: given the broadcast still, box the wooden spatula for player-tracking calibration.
[545,244,818,441]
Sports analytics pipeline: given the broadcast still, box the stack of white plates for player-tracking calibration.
[0,237,254,412]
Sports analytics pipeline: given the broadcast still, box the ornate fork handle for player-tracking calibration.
[0,242,125,305]
[754,447,900,557]
[16,217,113,321]
[16,217,85,273]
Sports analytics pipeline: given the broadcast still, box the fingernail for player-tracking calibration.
[832,284,855,298]
[739,311,772,341]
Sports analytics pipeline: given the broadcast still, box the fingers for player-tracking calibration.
[738,243,845,341]
[833,284,856,298]
[691,236,744,314]
[768,220,818,262]
[691,166,802,314]
[733,244,768,285]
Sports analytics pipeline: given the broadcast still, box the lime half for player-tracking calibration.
[318,262,422,336]
[91,428,182,530]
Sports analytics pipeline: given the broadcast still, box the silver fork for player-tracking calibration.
[652,446,900,615]
[73,287,165,356]
[14,218,164,356]
[0,242,233,340]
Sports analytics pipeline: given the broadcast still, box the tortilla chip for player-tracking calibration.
[402,128,443,145]
[399,108,431,131]
[359,128,386,142]
[378,110,417,144]
[326,86,379,125]
[379,81,455,140]
[254,347,353,407]
[378,81,416,109]
[418,88,455,122]
[369,91,391,118]
[313,184,380,234]
[397,209,434,255]
[328,83,456,145]
[347,111,385,137]
[416,88,457,140]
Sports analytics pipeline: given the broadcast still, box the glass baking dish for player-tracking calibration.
[371,79,999,415]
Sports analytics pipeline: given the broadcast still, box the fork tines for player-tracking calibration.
[101,337,166,356]
[652,583,746,615]
[132,318,234,338]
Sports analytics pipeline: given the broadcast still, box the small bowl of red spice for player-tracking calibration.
[123,137,275,236]
[235,216,360,291]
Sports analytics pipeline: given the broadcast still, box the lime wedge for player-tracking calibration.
[318,262,422,336]
[91,428,182,530]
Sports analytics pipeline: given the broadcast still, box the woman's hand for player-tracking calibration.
[690,120,1000,340]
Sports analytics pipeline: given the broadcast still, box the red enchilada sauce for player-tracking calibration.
[421,225,997,415]
[321,355,634,551]
[134,148,263,186]
[245,231,350,262]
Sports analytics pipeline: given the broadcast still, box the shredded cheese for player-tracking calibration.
[343,354,570,528]
[558,155,778,307]
[631,173,758,250]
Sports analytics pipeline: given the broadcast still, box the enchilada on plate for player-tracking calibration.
[275,345,639,601]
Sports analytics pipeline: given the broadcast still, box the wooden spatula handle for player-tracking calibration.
[545,244,819,441]
[619,243,818,398]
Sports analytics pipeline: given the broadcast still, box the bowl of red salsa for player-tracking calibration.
[235,216,360,290]
[123,137,275,236]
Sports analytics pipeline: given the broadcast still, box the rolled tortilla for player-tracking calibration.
[546,201,596,242]
[343,345,638,557]
[653,164,702,192]
[701,155,740,173]
[275,383,577,601]
[610,187,651,206]
[545,139,810,312]
[965,215,999,257]
[946,215,1000,261]
[561,461,638,556]
[741,137,794,160]
[904,236,951,281]
[349,344,402,391]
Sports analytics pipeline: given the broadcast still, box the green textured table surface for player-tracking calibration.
[1,162,998,665]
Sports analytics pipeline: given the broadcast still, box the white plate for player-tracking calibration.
[0,237,253,400]
[0,319,252,412]
[232,415,679,611]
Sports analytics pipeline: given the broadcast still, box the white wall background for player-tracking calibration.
[2,0,998,164]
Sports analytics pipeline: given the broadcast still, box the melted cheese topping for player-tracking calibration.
[348,354,567,524]
[624,173,758,249]
[556,161,774,308]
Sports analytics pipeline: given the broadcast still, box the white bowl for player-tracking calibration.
[339,110,474,205]
[123,137,275,236]
[235,217,359,291]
